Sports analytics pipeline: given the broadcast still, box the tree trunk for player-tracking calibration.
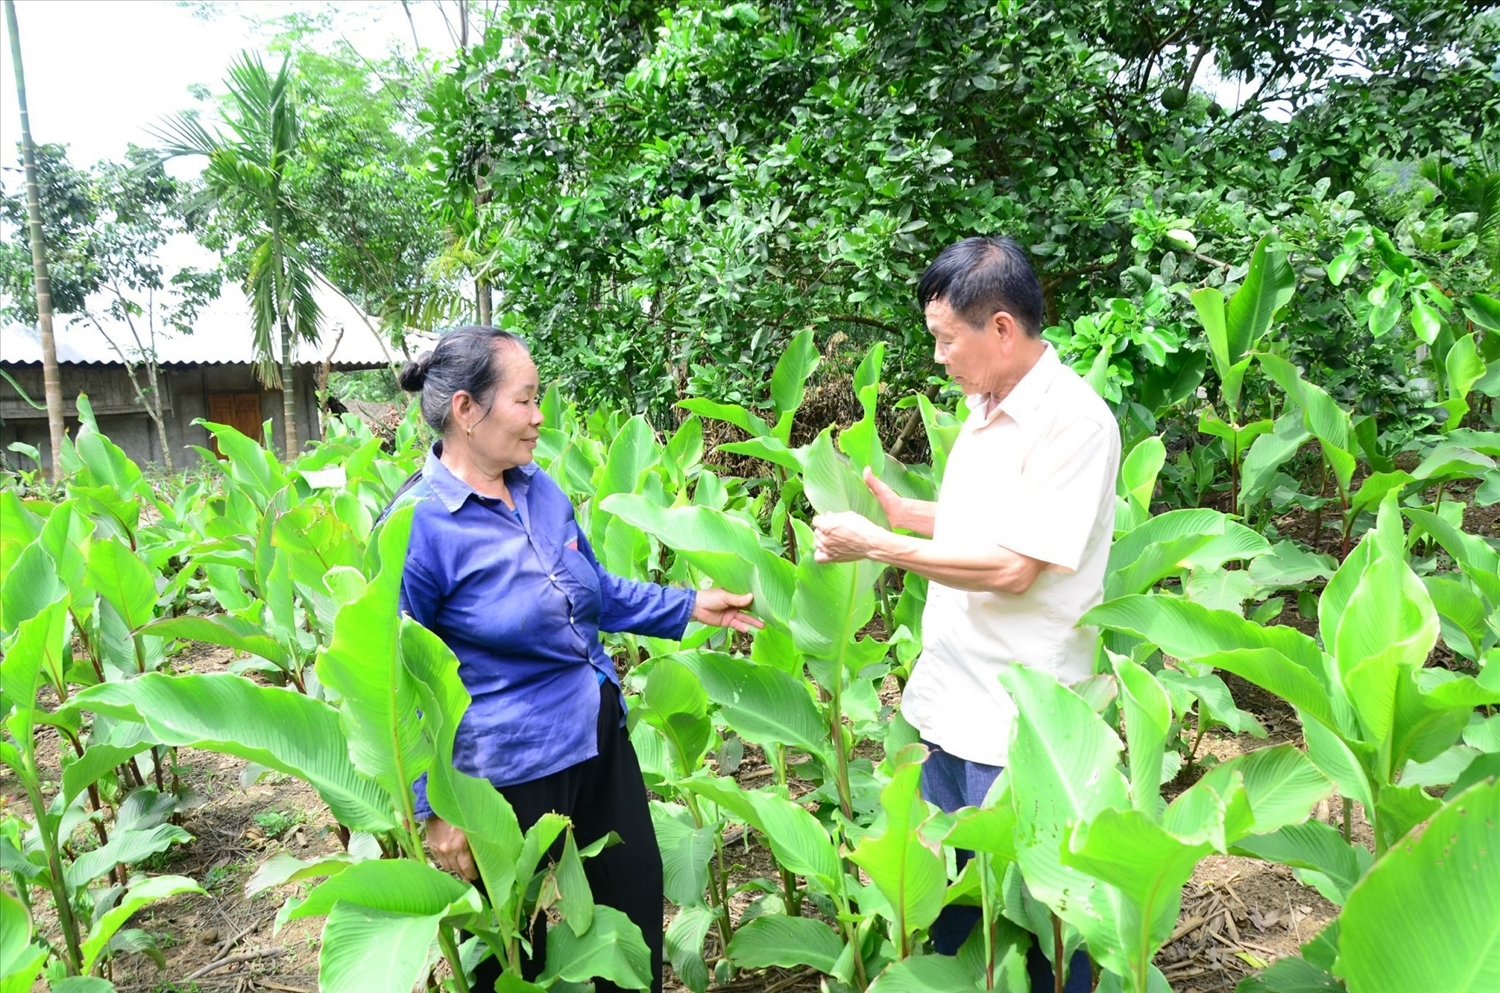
[280,314,298,457]
[6,0,66,480]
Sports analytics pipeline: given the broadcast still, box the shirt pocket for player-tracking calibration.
[552,521,601,597]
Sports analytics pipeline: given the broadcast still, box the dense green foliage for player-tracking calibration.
[420,0,1499,423]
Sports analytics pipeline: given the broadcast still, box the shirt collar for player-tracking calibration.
[421,442,537,514]
[969,343,1063,426]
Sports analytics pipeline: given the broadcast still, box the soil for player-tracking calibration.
[6,640,1355,993]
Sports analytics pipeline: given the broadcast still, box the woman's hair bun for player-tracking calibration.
[398,351,434,392]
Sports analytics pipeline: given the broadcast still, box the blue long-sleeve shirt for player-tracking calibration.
[396,446,696,817]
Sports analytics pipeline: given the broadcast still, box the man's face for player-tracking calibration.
[924,297,1009,396]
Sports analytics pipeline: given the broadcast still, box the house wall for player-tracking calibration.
[0,364,325,473]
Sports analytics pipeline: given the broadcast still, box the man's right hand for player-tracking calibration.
[425,815,478,881]
[863,466,907,528]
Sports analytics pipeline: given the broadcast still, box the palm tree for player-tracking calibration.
[154,52,320,456]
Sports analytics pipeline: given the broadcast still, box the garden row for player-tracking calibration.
[2,239,1499,992]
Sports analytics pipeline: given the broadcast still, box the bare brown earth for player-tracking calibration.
[4,639,1345,993]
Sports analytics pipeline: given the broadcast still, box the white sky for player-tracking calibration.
[0,0,459,190]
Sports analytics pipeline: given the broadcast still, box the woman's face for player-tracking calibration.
[459,345,543,471]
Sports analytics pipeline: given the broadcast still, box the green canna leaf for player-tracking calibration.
[1339,780,1500,993]
[848,743,947,949]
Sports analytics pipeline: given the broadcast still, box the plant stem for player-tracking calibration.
[1053,914,1065,993]
[437,924,472,993]
[781,865,800,917]
[22,746,84,973]
[1342,797,1353,845]
[979,853,995,990]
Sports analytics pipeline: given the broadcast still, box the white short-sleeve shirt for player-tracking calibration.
[901,343,1121,767]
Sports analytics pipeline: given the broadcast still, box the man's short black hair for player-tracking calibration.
[917,236,1044,337]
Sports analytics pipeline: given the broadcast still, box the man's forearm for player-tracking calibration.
[867,530,1042,595]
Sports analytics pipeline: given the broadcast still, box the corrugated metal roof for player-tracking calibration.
[0,236,408,369]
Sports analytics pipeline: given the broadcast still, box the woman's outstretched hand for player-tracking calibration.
[692,589,766,633]
[425,816,477,881]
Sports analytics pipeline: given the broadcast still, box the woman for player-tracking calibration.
[394,326,761,992]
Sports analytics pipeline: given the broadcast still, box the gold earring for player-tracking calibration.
[466,424,473,438]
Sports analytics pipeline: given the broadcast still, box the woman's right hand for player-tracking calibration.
[425,816,478,881]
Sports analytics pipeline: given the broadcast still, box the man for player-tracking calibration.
[811,236,1119,991]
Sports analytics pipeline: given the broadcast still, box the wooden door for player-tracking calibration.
[206,392,265,458]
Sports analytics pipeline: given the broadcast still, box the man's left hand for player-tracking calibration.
[812,511,889,563]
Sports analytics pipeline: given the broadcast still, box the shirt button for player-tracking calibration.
[548,573,557,581]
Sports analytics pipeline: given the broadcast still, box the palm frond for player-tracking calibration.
[245,237,282,388]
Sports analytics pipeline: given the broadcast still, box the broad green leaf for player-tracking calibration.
[1112,654,1170,809]
[1248,541,1338,591]
[675,652,832,769]
[1424,576,1490,660]
[676,397,769,438]
[1403,508,1500,605]
[1191,286,1230,379]
[1194,746,1331,837]
[317,904,449,993]
[1231,820,1370,906]
[272,504,362,593]
[401,620,526,925]
[540,904,653,990]
[1347,471,1417,520]
[60,723,155,804]
[1302,718,1374,813]
[0,889,35,978]
[1259,353,1354,495]
[246,851,359,896]
[1461,292,1500,331]
[1240,412,1312,510]
[1411,297,1443,345]
[591,415,662,547]
[1185,567,1254,615]
[1340,780,1500,993]
[666,905,715,993]
[866,953,987,992]
[801,429,887,523]
[639,656,712,776]
[554,829,594,937]
[67,823,191,889]
[770,328,820,423]
[1225,236,1295,360]
[70,673,395,830]
[727,915,844,974]
[1106,508,1227,598]
[1119,436,1166,522]
[316,506,429,802]
[139,614,289,668]
[603,496,795,629]
[1064,808,1210,989]
[196,418,286,506]
[680,775,840,890]
[650,802,715,909]
[80,875,204,974]
[84,537,157,633]
[849,743,947,946]
[0,599,67,729]
[998,664,1128,960]
[716,437,805,474]
[289,859,477,921]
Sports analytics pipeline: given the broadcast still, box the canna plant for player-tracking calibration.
[1087,491,1500,873]
[1,596,203,989]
